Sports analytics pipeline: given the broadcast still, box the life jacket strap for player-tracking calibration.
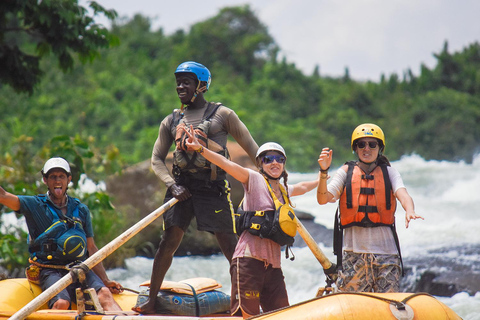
[360,187,375,195]
[358,205,378,213]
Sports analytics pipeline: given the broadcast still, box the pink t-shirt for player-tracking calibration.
[232,169,294,268]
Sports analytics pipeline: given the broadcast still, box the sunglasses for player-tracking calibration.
[262,154,286,164]
[357,141,379,149]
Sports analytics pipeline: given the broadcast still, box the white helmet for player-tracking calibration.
[42,157,71,176]
[256,142,287,160]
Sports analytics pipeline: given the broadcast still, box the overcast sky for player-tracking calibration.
[82,0,480,81]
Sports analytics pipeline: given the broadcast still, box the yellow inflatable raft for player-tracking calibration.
[0,278,461,320]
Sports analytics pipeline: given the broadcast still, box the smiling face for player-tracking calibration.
[175,74,198,105]
[261,151,285,179]
[43,168,71,201]
[355,138,380,163]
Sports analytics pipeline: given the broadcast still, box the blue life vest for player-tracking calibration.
[29,198,88,265]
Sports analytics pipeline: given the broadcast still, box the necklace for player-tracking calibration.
[47,192,68,209]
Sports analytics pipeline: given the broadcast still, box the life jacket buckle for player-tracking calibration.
[254,211,265,216]
[250,223,261,230]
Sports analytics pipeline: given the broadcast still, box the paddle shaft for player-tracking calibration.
[10,198,179,320]
[296,219,333,270]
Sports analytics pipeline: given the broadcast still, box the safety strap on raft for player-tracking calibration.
[185,283,200,317]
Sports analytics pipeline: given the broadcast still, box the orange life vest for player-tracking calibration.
[339,161,396,227]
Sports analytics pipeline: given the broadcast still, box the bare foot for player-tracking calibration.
[132,299,156,314]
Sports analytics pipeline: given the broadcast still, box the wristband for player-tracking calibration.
[196,146,204,154]
[320,166,330,174]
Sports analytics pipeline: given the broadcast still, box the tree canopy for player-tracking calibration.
[0,0,118,94]
[1,4,479,169]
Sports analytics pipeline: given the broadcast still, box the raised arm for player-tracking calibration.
[316,148,334,204]
[0,186,21,211]
[184,125,250,184]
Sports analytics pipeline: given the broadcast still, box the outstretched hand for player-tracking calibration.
[318,148,333,171]
[405,211,424,228]
[182,125,202,151]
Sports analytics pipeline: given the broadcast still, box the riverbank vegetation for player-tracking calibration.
[1,3,480,274]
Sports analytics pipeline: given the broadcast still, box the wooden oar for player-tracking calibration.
[295,218,337,277]
[10,197,179,320]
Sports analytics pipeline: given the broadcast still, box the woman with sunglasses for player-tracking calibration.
[182,125,318,318]
[316,123,423,293]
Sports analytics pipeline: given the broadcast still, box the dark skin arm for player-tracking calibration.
[0,186,21,211]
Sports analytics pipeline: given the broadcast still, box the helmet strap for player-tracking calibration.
[260,169,283,181]
[189,82,207,104]
[358,158,376,165]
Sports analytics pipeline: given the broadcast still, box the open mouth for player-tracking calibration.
[53,186,63,196]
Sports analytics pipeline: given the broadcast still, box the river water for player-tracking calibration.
[107,154,480,319]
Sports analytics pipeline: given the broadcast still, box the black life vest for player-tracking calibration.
[235,178,297,246]
[29,198,88,265]
[171,102,229,180]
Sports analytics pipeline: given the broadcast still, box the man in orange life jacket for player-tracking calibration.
[133,61,258,314]
[316,123,424,292]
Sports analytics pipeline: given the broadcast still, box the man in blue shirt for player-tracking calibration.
[0,157,122,310]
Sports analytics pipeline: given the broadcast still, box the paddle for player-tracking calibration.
[295,218,337,292]
[10,197,179,320]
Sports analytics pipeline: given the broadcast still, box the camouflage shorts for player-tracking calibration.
[336,251,401,293]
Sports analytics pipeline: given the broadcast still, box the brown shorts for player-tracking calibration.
[230,257,289,317]
[336,251,401,293]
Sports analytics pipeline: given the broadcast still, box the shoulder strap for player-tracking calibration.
[43,196,81,222]
[345,161,355,209]
[379,164,393,210]
[333,206,343,270]
[203,102,221,121]
[390,223,404,276]
[263,177,289,209]
[171,109,184,131]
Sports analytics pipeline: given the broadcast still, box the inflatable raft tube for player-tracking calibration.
[0,279,461,320]
[251,291,461,320]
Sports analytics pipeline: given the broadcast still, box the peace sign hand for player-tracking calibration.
[182,125,202,152]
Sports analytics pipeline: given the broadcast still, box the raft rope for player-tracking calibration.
[335,292,435,311]
[247,291,435,319]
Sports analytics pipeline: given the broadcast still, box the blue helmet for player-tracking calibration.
[175,61,212,90]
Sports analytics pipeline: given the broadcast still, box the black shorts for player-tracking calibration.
[230,257,289,316]
[40,268,105,308]
[163,178,235,233]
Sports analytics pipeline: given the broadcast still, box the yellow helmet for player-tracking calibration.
[351,123,385,151]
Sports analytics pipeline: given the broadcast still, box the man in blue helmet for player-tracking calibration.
[133,61,259,314]
[0,157,122,311]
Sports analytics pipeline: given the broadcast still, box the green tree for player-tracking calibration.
[0,0,118,94]
[182,5,279,80]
